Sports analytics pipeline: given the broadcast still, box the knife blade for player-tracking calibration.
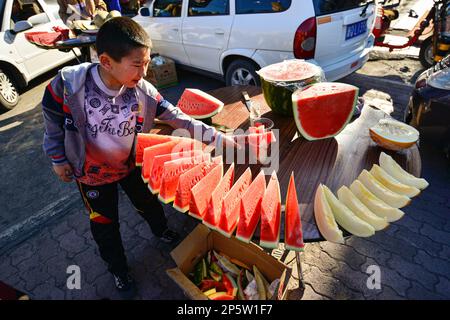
[241,91,252,113]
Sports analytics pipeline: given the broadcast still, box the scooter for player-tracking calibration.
[374,0,450,68]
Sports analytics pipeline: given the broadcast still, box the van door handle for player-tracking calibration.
[172,28,179,32]
[214,29,225,35]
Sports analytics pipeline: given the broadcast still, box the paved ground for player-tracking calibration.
[1,55,449,299]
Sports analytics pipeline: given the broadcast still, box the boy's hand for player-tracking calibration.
[53,164,74,182]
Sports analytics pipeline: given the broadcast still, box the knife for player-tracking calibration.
[241,91,252,113]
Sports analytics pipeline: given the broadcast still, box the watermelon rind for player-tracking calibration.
[292,83,358,141]
[177,89,225,119]
[190,104,224,120]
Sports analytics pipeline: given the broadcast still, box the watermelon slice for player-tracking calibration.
[217,168,252,238]
[248,131,276,163]
[141,139,196,183]
[235,171,266,243]
[147,150,203,194]
[173,156,223,213]
[203,163,235,230]
[177,88,224,119]
[189,163,224,220]
[135,133,191,166]
[158,153,211,204]
[260,171,281,249]
[284,172,305,251]
[292,82,358,140]
[248,126,265,134]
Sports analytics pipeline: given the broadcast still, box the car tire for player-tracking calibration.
[0,68,19,111]
[225,59,260,87]
[419,37,434,69]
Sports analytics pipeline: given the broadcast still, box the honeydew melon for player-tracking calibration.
[314,184,345,244]
[322,185,375,237]
[379,152,429,190]
[337,186,389,231]
[369,119,419,151]
[370,164,420,198]
[350,180,404,222]
[358,170,411,208]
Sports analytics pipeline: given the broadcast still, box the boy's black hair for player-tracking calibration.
[96,17,152,62]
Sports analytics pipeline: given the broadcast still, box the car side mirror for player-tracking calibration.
[27,13,50,26]
[12,21,33,34]
[139,7,151,17]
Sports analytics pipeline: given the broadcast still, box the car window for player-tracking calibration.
[153,0,182,17]
[235,0,291,14]
[10,0,44,28]
[188,0,229,16]
[313,0,374,16]
[0,0,5,31]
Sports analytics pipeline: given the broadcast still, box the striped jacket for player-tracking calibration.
[42,62,218,178]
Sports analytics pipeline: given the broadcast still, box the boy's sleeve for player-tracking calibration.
[41,75,68,166]
[154,93,221,144]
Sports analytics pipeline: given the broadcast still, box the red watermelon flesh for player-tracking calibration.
[235,171,266,243]
[260,171,281,249]
[292,82,358,140]
[203,163,235,230]
[284,173,305,251]
[248,126,265,134]
[189,162,224,220]
[135,133,191,166]
[177,88,224,119]
[248,131,276,163]
[217,168,252,238]
[158,153,211,204]
[147,150,203,194]
[141,139,197,183]
[173,156,223,213]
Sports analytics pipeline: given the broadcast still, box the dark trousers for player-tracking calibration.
[76,168,167,275]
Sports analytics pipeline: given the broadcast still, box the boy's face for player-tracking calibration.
[100,47,151,88]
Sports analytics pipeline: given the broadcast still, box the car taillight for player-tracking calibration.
[294,17,316,60]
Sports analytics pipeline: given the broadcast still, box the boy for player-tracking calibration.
[42,17,231,297]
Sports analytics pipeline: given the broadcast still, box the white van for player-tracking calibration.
[134,0,376,86]
[0,0,76,110]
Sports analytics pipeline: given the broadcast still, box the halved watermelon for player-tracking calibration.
[260,171,281,248]
[189,163,224,220]
[141,139,197,183]
[217,168,252,238]
[173,156,223,213]
[147,150,203,194]
[235,171,266,243]
[177,89,224,119]
[158,153,211,204]
[135,133,172,166]
[292,82,358,140]
[284,172,305,251]
[203,163,235,230]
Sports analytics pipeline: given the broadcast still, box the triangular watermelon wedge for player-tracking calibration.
[235,171,266,243]
[188,162,224,220]
[141,139,197,183]
[217,168,252,238]
[148,150,203,194]
[260,171,281,249]
[158,153,211,204]
[285,172,305,251]
[203,163,235,230]
[173,156,223,213]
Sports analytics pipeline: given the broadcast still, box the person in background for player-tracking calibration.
[57,0,108,24]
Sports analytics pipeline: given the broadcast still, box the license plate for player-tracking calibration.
[345,20,367,40]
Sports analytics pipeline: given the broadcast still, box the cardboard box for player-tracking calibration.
[166,224,291,300]
[145,56,178,89]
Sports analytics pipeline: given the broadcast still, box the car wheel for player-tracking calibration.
[0,69,19,111]
[419,37,434,69]
[225,59,260,87]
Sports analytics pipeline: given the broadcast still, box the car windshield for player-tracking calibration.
[313,0,374,16]
[0,0,5,30]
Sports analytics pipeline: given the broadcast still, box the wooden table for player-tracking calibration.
[152,85,422,242]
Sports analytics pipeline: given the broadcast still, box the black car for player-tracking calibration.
[406,54,450,159]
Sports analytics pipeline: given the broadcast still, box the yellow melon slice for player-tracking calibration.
[379,152,429,190]
[369,119,419,151]
[322,185,375,237]
[350,180,404,222]
[358,170,411,208]
[337,186,389,231]
[314,184,345,244]
[370,164,420,198]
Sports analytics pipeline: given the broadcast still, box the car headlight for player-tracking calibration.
[427,68,450,90]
